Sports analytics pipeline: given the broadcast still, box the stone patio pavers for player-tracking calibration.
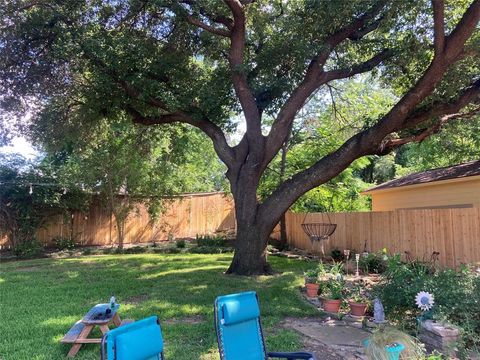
[282,317,370,359]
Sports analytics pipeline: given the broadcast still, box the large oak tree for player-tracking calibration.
[1,0,479,274]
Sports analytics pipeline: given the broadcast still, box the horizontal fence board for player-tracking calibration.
[284,208,480,268]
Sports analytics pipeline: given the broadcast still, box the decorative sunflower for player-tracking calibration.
[415,291,434,311]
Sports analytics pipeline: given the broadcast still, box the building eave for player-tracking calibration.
[361,174,480,195]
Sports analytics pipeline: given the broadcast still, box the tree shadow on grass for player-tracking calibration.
[2,254,318,360]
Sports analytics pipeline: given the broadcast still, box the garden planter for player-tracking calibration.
[305,283,319,297]
[349,302,367,316]
[322,298,341,313]
[385,343,405,360]
[418,320,459,357]
[363,339,405,360]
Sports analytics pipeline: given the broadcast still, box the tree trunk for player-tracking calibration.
[114,215,125,250]
[226,179,279,275]
[227,162,278,276]
[226,220,273,275]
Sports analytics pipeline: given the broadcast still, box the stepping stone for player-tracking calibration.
[289,320,370,349]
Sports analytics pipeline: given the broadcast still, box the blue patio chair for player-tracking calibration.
[100,316,164,360]
[214,291,317,360]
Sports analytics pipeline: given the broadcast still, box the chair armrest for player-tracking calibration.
[267,351,317,359]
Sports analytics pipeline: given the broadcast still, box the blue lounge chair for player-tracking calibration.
[100,316,164,360]
[214,291,317,360]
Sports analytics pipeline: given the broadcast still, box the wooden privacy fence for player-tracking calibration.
[1,192,236,248]
[283,209,480,268]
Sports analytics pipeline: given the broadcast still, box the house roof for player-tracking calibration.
[363,160,480,194]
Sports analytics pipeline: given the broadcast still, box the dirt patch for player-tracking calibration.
[164,315,205,325]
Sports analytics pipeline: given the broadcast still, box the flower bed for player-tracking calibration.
[373,255,480,357]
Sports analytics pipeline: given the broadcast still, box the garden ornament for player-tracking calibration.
[373,298,386,324]
[415,291,434,312]
[355,253,360,277]
[344,249,350,275]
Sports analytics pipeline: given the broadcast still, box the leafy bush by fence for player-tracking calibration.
[373,256,480,356]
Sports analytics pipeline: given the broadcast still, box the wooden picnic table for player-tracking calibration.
[61,303,133,358]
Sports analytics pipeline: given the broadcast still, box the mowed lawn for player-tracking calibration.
[0,253,319,360]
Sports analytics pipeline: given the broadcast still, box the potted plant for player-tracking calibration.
[320,276,344,313]
[348,285,369,317]
[363,326,423,360]
[304,268,320,297]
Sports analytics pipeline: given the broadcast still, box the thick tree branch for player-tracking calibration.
[444,0,480,62]
[264,0,390,169]
[186,15,231,37]
[402,79,480,129]
[260,0,480,224]
[180,0,234,29]
[224,0,261,134]
[325,49,393,81]
[264,48,392,168]
[348,16,384,41]
[379,107,480,154]
[126,106,235,166]
[81,45,235,167]
[432,0,446,54]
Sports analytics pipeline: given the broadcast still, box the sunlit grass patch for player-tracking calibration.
[0,253,319,359]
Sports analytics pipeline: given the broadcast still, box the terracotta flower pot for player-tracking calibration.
[349,302,368,316]
[322,298,342,313]
[305,283,320,297]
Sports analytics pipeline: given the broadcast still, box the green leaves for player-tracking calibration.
[259,75,394,211]
[0,153,89,247]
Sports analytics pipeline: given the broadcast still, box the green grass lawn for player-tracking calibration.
[0,253,319,359]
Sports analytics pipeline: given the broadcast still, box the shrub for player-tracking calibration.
[190,234,232,254]
[164,247,182,254]
[52,236,76,251]
[331,248,343,262]
[189,246,232,254]
[359,250,388,274]
[13,239,44,259]
[268,238,289,251]
[374,256,480,355]
[123,246,147,254]
[196,234,228,247]
[176,240,186,248]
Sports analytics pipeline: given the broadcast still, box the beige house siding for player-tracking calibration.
[369,176,480,211]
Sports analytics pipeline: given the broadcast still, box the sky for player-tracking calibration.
[0,136,39,160]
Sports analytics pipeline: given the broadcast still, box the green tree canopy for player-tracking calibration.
[1,0,478,274]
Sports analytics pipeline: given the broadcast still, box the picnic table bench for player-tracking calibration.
[61,303,134,358]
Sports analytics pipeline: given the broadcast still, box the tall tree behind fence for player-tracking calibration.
[282,209,480,268]
[0,192,235,248]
